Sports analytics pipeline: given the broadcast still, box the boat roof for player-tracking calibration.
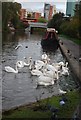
[47,28,58,33]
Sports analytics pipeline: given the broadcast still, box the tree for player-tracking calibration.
[47,12,64,32]
[2,2,24,31]
[27,14,31,18]
[2,2,9,31]
[37,17,48,23]
[74,1,81,38]
[78,1,81,37]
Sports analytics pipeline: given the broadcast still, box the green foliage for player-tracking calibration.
[37,17,48,23]
[2,2,25,32]
[47,1,81,39]
[78,1,81,37]
[60,18,79,38]
[59,34,81,45]
[60,1,81,39]
[47,12,64,31]
[2,2,9,31]
[27,13,31,18]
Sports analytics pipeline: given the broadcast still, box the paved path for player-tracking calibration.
[58,36,81,120]
[59,36,81,65]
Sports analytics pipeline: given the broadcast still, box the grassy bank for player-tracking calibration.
[2,89,81,119]
[59,34,81,45]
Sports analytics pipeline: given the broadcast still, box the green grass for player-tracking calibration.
[2,90,81,119]
[59,34,81,45]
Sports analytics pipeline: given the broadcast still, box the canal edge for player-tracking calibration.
[59,40,81,83]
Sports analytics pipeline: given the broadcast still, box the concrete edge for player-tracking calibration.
[59,42,81,83]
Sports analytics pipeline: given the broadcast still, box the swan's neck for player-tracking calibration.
[15,64,18,72]
[54,71,59,79]
[29,61,32,70]
[65,62,68,67]
[42,68,47,75]
[28,58,32,64]
[52,80,54,84]
[56,71,59,79]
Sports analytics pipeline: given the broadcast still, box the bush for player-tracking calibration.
[47,13,64,32]
[60,18,79,38]
[37,17,48,23]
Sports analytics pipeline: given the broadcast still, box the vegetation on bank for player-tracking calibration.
[2,2,25,32]
[37,17,48,23]
[2,90,81,119]
[59,34,81,45]
[47,1,81,40]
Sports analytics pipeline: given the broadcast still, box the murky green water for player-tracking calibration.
[2,31,79,110]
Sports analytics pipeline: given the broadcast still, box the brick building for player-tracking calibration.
[44,3,55,20]
[48,5,53,20]
[32,12,41,19]
[20,9,27,20]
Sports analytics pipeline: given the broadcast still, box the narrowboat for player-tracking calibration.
[41,28,59,49]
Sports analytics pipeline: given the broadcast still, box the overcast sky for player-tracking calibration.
[14,0,67,14]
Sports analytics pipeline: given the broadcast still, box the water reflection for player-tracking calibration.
[2,31,79,110]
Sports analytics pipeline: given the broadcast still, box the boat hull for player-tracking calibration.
[41,37,59,50]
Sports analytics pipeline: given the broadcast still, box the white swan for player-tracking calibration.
[45,63,57,72]
[43,69,59,80]
[34,60,45,70]
[61,66,69,76]
[37,80,54,86]
[31,68,43,76]
[58,88,67,94]
[15,44,22,50]
[58,61,65,66]
[58,61,68,68]
[52,62,62,71]
[17,61,24,68]
[41,53,48,61]
[5,62,19,73]
[37,75,54,86]
[65,62,68,68]
[35,60,44,65]
[37,70,56,86]
[30,60,45,76]
[17,57,32,68]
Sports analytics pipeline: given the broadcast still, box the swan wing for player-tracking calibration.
[23,62,29,66]
[31,70,42,76]
[5,66,17,73]
[38,80,54,86]
[38,81,51,86]
[46,64,57,72]
[35,64,42,70]
[38,75,52,83]
[44,70,54,78]
[42,54,48,60]
[35,60,44,65]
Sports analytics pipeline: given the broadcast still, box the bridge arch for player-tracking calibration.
[28,22,47,34]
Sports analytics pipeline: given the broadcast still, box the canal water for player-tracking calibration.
[2,31,79,110]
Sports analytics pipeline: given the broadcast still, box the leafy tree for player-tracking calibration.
[2,2,24,31]
[60,1,81,39]
[37,17,48,23]
[2,2,9,31]
[78,1,81,37]
[47,12,64,32]
[27,14,31,18]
